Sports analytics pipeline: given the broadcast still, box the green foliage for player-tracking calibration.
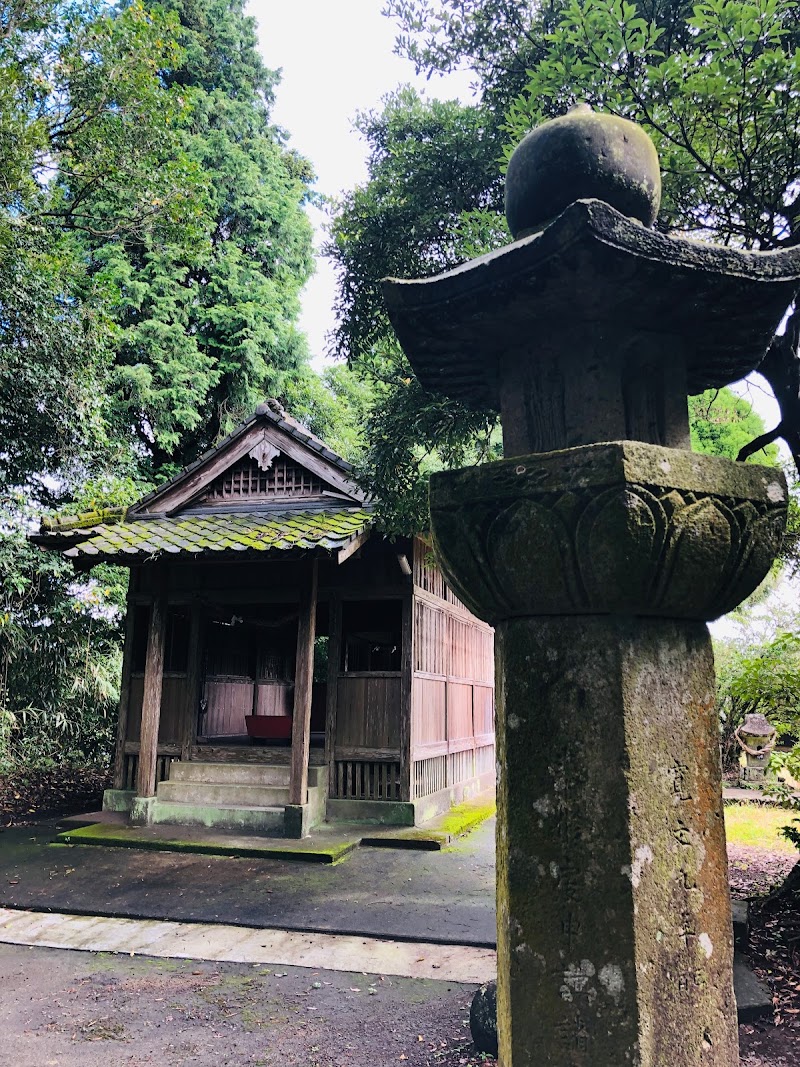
[0,1,204,492]
[283,364,377,465]
[89,0,315,476]
[386,0,572,105]
[327,88,506,531]
[0,229,114,491]
[356,357,500,535]
[689,388,779,464]
[0,495,125,770]
[329,86,505,368]
[0,1,204,240]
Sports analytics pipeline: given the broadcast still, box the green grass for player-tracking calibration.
[724,803,798,853]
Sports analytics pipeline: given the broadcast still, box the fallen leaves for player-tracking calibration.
[1,766,111,827]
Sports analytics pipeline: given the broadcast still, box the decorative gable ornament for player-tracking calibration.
[248,437,280,472]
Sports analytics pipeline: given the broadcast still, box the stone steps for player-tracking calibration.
[733,952,773,1023]
[169,761,323,789]
[157,781,291,808]
[150,761,327,835]
[148,799,286,834]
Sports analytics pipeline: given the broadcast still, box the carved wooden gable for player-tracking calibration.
[131,412,364,517]
[198,449,333,506]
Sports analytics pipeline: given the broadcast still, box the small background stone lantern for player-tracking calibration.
[735,712,777,786]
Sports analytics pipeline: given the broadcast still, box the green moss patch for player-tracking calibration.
[55,823,356,864]
[361,797,496,850]
[437,800,496,839]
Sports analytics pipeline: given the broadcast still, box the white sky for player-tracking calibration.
[248,0,474,364]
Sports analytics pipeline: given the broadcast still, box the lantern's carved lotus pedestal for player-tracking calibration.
[383,107,800,1065]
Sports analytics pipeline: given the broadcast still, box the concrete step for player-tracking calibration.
[150,799,286,834]
[157,781,291,808]
[168,761,324,789]
[732,899,749,952]
[734,952,773,1023]
[169,761,291,787]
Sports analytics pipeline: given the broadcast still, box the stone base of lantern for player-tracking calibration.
[495,615,738,1067]
[740,760,770,786]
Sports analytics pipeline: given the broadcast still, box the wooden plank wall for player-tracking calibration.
[255,682,294,717]
[411,537,496,799]
[127,675,188,745]
[331,672,403,804]
[335,674,401,750]
[204,679,251,736]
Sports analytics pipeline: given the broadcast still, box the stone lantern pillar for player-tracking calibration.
[382,107,800,1067]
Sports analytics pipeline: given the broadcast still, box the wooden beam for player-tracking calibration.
[324,595,341,800]
[137,571,167,798]
[334,746,400,762]
[181,606,203,762]
[112,584,137,789]
[289,560,319,806]
[138,426,267,515]
[336,528,372,565]
[399,594,413,802]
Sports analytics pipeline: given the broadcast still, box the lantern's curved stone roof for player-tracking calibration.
[382,198,800,410]
[34,506,374,564]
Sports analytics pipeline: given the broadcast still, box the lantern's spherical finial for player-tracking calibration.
[505,104,661,239]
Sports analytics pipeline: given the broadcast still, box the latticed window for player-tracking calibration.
[203,456,325,502]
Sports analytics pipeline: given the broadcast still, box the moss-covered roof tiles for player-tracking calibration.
[37,508,374,564]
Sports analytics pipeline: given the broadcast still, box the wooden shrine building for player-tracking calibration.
[35,403,495,836]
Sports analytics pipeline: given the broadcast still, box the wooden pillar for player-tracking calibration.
[324,595,341,799]
[289,559,318,806]
[112,578,137,790]
[399,594,413,802]
[181,605,203,762]
[137,572,167,798]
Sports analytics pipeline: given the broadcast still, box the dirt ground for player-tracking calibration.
[1,775,798,1064]
[0,943,478,1067]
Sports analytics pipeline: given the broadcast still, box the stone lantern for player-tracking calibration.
[735,712,777,786]
[382,106,800,1067]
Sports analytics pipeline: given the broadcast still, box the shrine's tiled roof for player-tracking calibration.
[34,507,374,564]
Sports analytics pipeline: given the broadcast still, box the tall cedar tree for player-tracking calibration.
[92,0,315,478]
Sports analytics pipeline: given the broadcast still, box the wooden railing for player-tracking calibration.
[333,756,402,801]
[121,742,177,791]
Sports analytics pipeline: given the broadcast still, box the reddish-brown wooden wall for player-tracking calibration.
[410,538,495,799]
